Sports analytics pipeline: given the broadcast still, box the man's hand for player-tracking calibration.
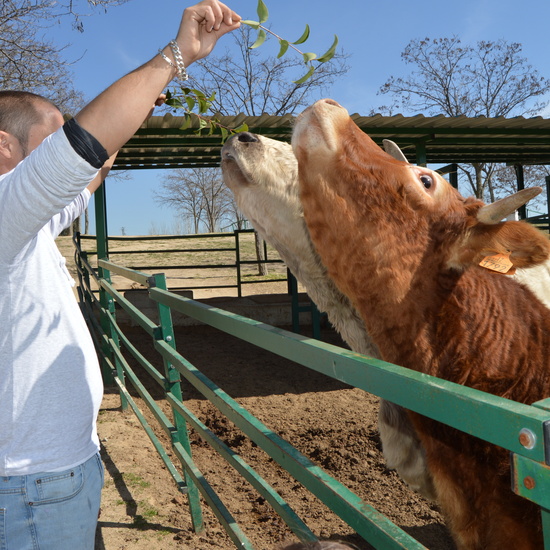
[176,0,241,66]
[146,94,167,121]
[75,1,239,157]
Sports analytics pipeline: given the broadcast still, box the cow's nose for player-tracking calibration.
[237,132,259,143]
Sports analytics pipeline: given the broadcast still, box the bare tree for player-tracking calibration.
[491,165,550,212]
[200,169,234,232]
[1,0,131,112]
[378,37,550,201]
[189,26,350,116]
[225,201,248,231]
[154,167,233,234]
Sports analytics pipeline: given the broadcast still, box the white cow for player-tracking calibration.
[221,131,550,500]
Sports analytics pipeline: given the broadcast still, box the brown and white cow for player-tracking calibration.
[221,132,436,499]
[292,98,550,549]
[221,131,550,506]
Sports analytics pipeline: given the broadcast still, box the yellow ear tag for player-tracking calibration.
[479,252,514,274]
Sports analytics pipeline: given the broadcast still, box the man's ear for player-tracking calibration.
[0,130,23,173]
[0,131,12,159]
[456,220,550,271]
[0,130,19,161]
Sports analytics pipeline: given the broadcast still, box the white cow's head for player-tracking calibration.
[221,132,313,279]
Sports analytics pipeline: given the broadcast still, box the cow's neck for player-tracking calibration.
[344,251,445,370]
[315,212,450,371]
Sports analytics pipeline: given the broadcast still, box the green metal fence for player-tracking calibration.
[77,229,287,297]
[73,236,550,549]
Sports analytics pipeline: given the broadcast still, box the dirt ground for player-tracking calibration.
[93,319,455,550]
[57,236,455,549]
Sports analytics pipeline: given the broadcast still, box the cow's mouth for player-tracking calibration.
[221,150,235,161]
[221,132,262,164]
[221,147,255,189]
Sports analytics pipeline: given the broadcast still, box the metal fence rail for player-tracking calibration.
[527,213,550,232]
[77,230,287,297]
[74,238,550,549]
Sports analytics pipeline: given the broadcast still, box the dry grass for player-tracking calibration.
[56,233,292,298]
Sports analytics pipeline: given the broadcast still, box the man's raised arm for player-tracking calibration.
[75,0,240,157]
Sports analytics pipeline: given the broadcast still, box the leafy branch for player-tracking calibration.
[241,0,338,84]
[164,0,338,140]
[165,87,249,140]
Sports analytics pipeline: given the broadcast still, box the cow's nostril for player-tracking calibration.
[237,132,259,143]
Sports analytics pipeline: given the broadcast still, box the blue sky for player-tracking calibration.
[48,0,550,235]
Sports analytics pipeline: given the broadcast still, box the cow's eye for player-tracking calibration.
[420,175,433,189]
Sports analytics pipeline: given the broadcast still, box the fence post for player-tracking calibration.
[94,184,126,406]
[150,272,204,533]
[288,270,322,339]
[75,234,94,316]
[235,230,242,297]
[74,232,85,292]
[289,270,301,333]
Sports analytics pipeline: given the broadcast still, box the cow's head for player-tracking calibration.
[292,99,549,278]
[221,132,314,276]
[221,132,297,197]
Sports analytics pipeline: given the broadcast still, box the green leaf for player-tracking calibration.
[292,24,310,45]
[198,98,208,113]
[179,116,192,130]
[293,65,316,84]
[233,123,249,133]
[240,19,260,29]
[220,127,229,143]
[185,97,196,111]
[317,35,339,63]
[277,39,289,58]
[302,52,317,63]
[256,0,269,24]
[191,88,206,100]
[165,97,183,109]
[250,29,267,49]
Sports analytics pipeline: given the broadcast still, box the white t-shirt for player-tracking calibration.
[0,128,103,475]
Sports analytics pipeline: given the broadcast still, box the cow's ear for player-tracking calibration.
[455,221,550,273]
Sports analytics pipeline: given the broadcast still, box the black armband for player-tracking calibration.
[62,117,109,169]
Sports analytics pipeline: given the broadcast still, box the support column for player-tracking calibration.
[514,165,526,220]
[546,176,550,217]
[94,180,119,390]
[416,142,427,167]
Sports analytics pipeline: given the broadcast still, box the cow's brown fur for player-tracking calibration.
[292,98,550,549]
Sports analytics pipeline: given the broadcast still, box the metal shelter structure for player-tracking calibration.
[111,111,550,171]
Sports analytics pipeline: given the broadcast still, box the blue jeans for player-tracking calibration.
[0,453,104,550]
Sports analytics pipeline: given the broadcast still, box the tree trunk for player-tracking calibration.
[254,231,268,276]
[474,163,484,199]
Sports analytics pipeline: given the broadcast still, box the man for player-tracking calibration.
[0,2,241,548]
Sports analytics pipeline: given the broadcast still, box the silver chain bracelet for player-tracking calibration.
[158,42,189,82]
[158,49,176,71]
[169,40,189,81]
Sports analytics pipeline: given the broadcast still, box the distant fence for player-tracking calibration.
[527,213,550,232]
[74,234,550,549]
[77,229,287,297]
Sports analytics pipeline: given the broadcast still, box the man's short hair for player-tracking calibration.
[0,91,58,152]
